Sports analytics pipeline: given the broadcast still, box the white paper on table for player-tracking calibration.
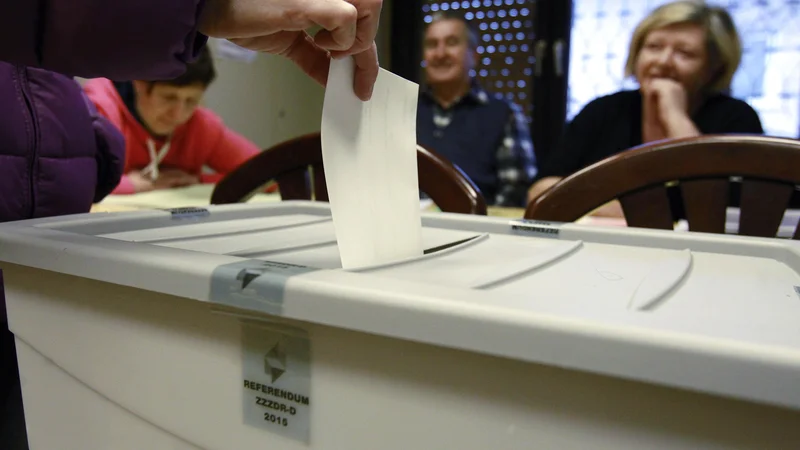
[320,58,423,270]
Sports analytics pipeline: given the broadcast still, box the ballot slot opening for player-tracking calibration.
[234,231,488,263]
[351,233,587,290]
[234,226,487,271]
[423,235,485,255]
[347,234,488,273]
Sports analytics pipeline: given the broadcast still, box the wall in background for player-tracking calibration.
[204,0,394,149]
[378,0,394,69]
[203,43,324,149]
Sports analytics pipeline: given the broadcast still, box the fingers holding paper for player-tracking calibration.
[317,0,382,55]
[314,0,383,101]
[200,0,381,101]
[199,0,357,42]
[347,42,379,101]
[318,0,383,100]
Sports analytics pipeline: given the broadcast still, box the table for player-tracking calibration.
[93,185,531,219]
[486,206,525,218]
[93,187,797,237]
[91,184,280,213]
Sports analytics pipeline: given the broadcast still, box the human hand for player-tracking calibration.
[199,0,381,101]
[127,170,156,193]
[153,169,200,190]
[642,78,700,140]
[319,0,382,100]
[641,90,667,143]
[643,78,689,122]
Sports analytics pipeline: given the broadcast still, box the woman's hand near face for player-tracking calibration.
[641,83,667,143]
[646,78,689,117]
[641,78,700,140]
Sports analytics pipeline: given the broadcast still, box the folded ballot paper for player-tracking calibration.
[320,58,424,270]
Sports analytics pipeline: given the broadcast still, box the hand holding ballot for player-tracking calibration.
[199,0,382,101]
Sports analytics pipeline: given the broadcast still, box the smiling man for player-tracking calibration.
[83,47,259,194]
[417,12,537,207]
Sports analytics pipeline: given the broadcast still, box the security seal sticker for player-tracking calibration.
[510,219,563,238]
[209,260,319,316]
[242,322,311,443]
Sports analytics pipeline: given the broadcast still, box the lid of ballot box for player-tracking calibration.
[1,201,799,411]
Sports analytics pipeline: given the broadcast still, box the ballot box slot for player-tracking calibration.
[349,234,489,273]
[355,234,586,290]
[246,228,487,270]
[423,235,485,255]
[230,230,485,262]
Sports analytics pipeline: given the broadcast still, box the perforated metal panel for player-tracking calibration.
[421,0,536,120]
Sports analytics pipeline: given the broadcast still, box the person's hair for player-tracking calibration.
[624,1,741,92]
[148,46,217,90]
[424,11,479,50]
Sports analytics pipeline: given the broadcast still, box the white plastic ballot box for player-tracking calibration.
[1,201,800,449]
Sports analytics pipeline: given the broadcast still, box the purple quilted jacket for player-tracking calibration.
[0,0,207,222]
[0,0,208,320]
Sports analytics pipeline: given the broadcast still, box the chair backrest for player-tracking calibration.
[211,132,488,215]
[524,135,800,239]
[210,133,328,204]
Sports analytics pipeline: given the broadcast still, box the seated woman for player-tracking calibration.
[84,47,260,194]
[527,0,763,217]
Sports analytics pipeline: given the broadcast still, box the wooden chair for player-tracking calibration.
[211,132,488,215]
[525,135,800,239]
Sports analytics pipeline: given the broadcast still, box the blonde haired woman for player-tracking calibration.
[528,1,763,215]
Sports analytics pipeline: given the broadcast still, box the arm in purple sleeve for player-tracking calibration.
[0,0,207,80]
[91,114,126,202]
[80,91,125,202]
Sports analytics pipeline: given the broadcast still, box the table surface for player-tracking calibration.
[92,184,542,220]
[94,186,799,235]
[91,184,279,212]
[92,185,638,230]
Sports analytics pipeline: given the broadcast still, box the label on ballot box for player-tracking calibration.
[165,206,210,220]
[241,322,311,443]
[509,219,563,238]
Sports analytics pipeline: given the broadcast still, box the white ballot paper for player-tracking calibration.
[321,58,423,270]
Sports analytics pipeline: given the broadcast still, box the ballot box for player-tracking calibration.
[1,201,799,449]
